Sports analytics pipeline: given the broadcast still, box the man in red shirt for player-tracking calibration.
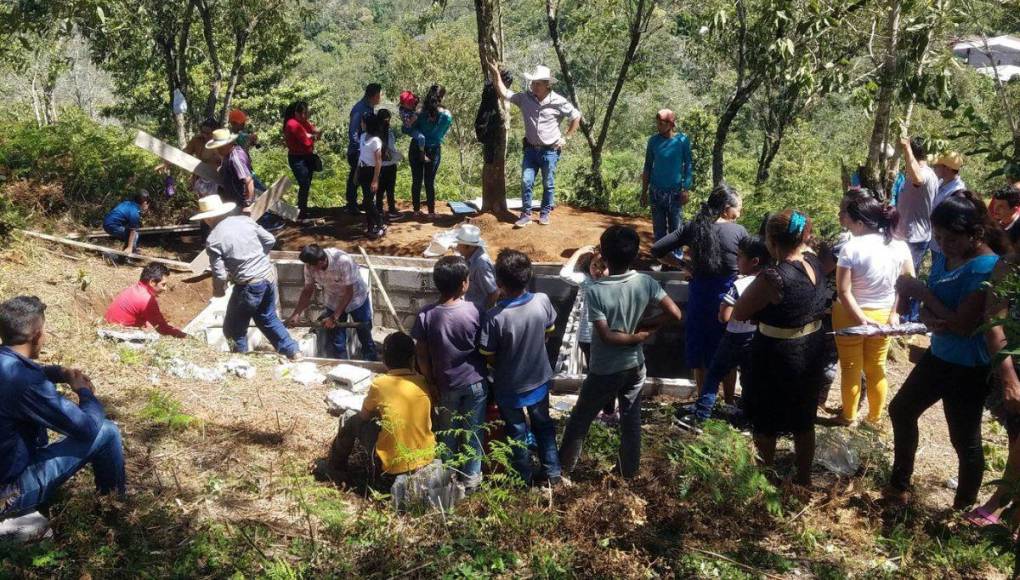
[104,264,187,338]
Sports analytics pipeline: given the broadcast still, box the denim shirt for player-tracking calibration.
[0,347,106,487]
[348,99,374,151]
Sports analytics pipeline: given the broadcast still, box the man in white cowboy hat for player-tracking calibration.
[190,195,301,360]
[455,224,499,310]
[488,63,582,228]
[205,128,255,208]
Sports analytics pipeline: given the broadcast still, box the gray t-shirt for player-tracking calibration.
[478,293,557,395]
[895,165,939,243]
[586,271,666,375]
[507,90,582,147]
[206,215,276,286]
[411,300,486,392]
[464,249,498,311]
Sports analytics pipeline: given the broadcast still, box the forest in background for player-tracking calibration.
[0,0,1018,236]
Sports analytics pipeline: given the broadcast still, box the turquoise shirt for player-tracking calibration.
[928,252,999,367]
[412,110,453,147]
[643,132,693,191]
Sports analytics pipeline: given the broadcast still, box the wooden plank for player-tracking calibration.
[133,130,223,185]
[67,224,200,240]
[19,230,192,271]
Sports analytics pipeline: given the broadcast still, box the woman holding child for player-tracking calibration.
[407,84,453,218]
[733,210,829,486]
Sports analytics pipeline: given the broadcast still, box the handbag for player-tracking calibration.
[310,153,323,172]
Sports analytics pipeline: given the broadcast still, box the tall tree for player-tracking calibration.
[546,0,660,200]
[696,0,868,186]
[475,0,509,212]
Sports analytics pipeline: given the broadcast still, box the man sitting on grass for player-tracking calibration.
[104,263,188,338]
[0,296,126,540]
[319,332,435,484]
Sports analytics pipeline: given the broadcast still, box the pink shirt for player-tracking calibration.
[104,282,186,338]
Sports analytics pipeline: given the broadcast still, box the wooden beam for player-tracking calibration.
[133,130,222,185]
[66,224,200,240]
[18,230,192,271]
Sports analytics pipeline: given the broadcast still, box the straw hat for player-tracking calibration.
[524,65,558,85]
[934,151,965,172]
[205,128,238,149]
[188,195,237,221]
[455,224,486,247]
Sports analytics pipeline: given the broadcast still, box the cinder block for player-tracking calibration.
[275,261,305,283]
[385,268,428,291]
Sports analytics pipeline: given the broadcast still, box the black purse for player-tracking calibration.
[310,153,323,172]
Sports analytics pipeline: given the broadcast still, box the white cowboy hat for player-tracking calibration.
[455,224,486,247]
[189,195,237,221]
[205,128,238,149]
[524,65,558,85]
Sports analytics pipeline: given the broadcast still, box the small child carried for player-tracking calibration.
[399,90,428,158]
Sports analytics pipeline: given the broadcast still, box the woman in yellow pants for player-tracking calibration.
[833,192,915,426]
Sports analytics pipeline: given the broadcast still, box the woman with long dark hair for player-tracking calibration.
[407,84,453,218]
[832,194,915,427]
[283,101,320,219]
[357,112,388,239]
[651,184,747,397]
[733,209,829,486]
[888,191,1005,509]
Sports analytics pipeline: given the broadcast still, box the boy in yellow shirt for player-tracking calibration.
[324,332,435,480]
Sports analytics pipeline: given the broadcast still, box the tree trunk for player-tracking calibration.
[475,0,508,213]
[31,75,44,128]
[755,132,782,186]
[198,0,222,121]
[863,0,901,199]
[220,28,251,120]
[712,81,759,186]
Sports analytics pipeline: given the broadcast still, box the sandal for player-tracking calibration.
[963,507,1002,527]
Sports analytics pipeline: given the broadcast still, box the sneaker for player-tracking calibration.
[514,215,532,228]
[413,211,425,219]
[387,210,402,219]
[673,415,704,433]
[287,350,304,361]
[0,512,52,543]
[674,404,697,420]
[538,214,550,226]
[367,228,381,240]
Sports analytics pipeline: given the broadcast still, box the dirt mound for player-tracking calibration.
[274,202,658,263]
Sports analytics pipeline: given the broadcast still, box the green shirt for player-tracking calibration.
[586,271,666,375]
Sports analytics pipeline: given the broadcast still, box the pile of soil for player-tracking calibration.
[275,202,658,263]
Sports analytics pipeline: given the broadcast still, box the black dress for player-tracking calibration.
[746,253,828,435]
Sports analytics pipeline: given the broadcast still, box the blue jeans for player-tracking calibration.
[409,142,441,213]
[103,224,140,252]
[650,187,684,259]
[287,154,314,214]
[497,393,561,484]
[4,420,126,517]
[319,300,377,361]
[521,146,560,217]
[223,281,299,357]
[694,331,754,420]
[560,365,646,478]
[905,240,930,322]
[436,381,488,485]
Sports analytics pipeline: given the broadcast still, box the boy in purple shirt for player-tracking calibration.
[478,249,564,487]
[412,256,488,489]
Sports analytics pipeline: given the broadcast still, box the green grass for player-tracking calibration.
[140,390,196,431]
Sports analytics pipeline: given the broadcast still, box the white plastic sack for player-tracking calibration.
[274,362,325,386]
[325,388,367,416]
[391,460,466,513]
[172,89,187,115]
[423,229,460,258]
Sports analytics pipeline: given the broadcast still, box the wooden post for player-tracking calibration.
[18,230,192,271]
[357,246,406,333]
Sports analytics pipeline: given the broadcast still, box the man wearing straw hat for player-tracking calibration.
[928,151,967,264]
[487,63,582,228]
[190,195,301,360]
[455,224,499,311]
[206,128,256,208]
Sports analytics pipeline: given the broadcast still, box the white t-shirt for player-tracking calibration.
[723,275,756,333]
[836,233,911,309]
[358,134,383,167]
